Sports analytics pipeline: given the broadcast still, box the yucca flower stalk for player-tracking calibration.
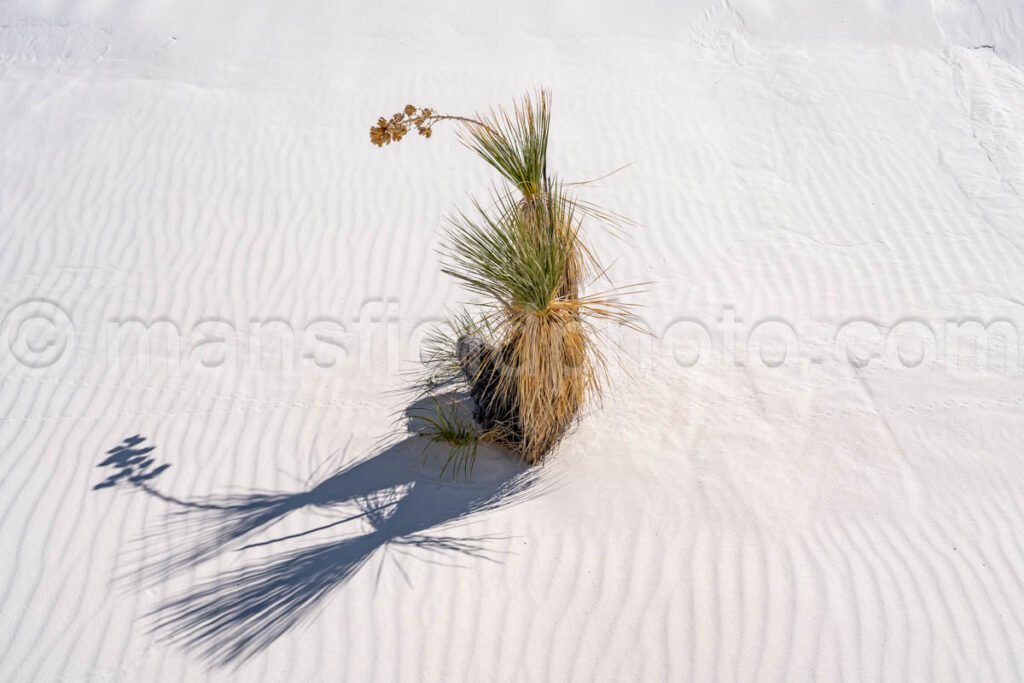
[372,90,634,466]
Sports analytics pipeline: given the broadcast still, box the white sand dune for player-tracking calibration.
[2,0,1024,680]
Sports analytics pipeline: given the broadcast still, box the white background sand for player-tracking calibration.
[2,0,1024,680]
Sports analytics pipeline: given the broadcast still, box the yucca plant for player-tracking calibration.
[372,90,634,465]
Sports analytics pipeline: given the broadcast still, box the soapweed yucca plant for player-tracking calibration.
[371,90,634,465]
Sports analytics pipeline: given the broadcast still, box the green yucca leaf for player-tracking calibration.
[459,90,550,198]
[442,185,581,314]
[413,309,483,396]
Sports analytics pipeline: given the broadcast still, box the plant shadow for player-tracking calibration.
[96,398,545,667]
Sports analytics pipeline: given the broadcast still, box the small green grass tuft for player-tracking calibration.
[412,399,481,480]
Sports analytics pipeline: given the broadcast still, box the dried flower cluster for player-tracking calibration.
[369,105,435,147]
